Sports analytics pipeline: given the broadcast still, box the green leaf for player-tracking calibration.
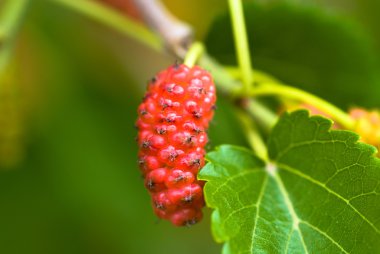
[205,2,380,108]
[199,110,380,253]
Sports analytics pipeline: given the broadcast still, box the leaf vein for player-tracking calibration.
[278,162,380,234]
[274,172,310,254]
[275,140,349,161]
[249,175,269,252]
[300,220,349,254]
[212,169,262,197]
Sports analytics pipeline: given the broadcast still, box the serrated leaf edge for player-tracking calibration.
[201,110,380,253]
[275,111,380,235]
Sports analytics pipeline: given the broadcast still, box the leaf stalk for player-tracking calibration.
[236,110,269,161]
[250,84,355,130]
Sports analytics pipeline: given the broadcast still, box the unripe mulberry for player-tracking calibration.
[350,108,380,154]
[136,64,216,226]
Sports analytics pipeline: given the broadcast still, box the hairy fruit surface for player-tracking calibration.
[136,64,216,226]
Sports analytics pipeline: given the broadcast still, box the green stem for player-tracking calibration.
[227,66,355,130]
[225,66,276,84]
[237,110,269,161]
[228,0,253,92]
[250,84,355,129]
[183,42,204,67]
[51,0,162,52]
[0,0,29,74]
[199,55,241,93]
[246,99,277,132]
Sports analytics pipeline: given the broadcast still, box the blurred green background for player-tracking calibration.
[0,0,379,254]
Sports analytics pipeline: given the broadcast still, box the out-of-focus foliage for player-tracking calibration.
[256,0,380,55]
[206,2,380,109]
[0,0,379,254]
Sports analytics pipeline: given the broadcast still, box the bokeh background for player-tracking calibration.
[0,0,379,254]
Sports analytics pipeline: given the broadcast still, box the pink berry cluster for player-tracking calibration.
[136,64,216,226]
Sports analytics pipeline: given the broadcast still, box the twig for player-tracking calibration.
[132,0,193,58]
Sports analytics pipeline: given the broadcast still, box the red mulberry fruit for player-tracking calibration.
[136,64,216,226]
